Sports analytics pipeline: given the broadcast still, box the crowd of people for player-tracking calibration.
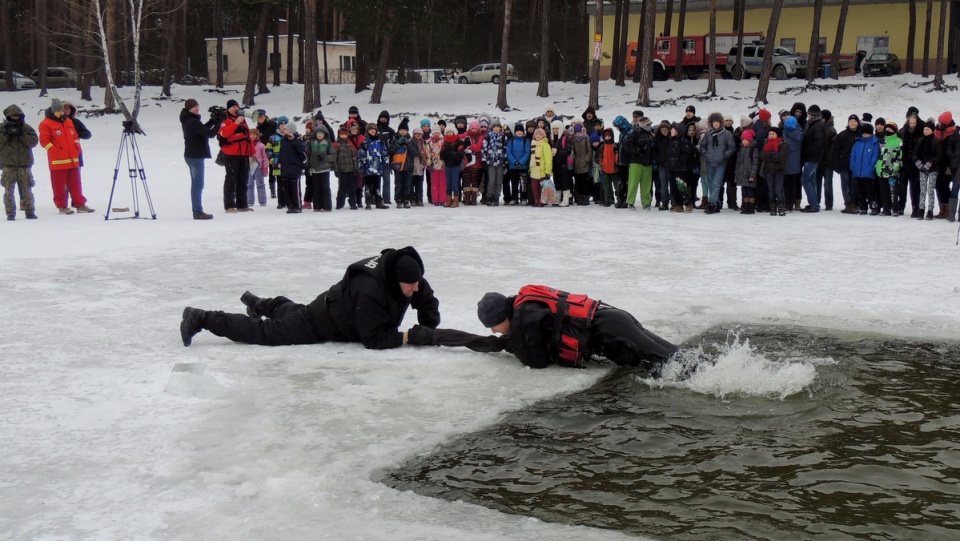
[175,98,960,223]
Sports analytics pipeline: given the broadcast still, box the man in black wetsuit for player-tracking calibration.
[180,246,440,349]
[406,285,677,371]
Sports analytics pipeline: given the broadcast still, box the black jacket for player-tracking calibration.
[503,298,555,369]
[318,247,440,350]
[181,108,220,159]
[831,126,860,173]
[801,117,827,164]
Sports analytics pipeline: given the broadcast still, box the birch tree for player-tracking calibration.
[93,0,146,117]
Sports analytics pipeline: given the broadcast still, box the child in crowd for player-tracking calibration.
[505,123,530,205]
[734,129,759,214]
[481,119,507,206]
[306,125,335,211]
[248,128,268,207]
[850,125,881,216]
[759,127,788,216]
[570,122,594,206]
[389,118,417,209]
[529,128,553,206]
[876,122,902,216]
[277,120,306,213]
[913,119,941,220]
[595,127,619,207]
[439,126,465,207]
[358,123,390,210]
[411,126,427,206]
[333,124,359,210]
[426,129,447,206]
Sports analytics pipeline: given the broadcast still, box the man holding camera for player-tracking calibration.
[180,98,220,220]
[0,104,39,221]
[180,246,440,349]
[218,99,253,213]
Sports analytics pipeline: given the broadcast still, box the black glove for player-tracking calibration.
[407,324,435,346]
[3,122,23,136]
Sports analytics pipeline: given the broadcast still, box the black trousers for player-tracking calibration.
[335,172,358,209]
[223,155,249,210]
[589,307,678,371]
[205,294,335,346]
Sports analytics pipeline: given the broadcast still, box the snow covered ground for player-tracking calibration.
[2,76,959,540]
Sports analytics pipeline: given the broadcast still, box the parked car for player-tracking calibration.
[30,67,78,88]
[861,53,901,77]
[457,63,518,84]
[725,44,807,80]
[0,71,38,91]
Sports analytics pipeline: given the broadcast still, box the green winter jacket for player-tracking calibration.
[877,133,902,178]
[0,104,39,168]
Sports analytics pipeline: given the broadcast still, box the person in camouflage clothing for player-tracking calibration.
[0,104,39,220]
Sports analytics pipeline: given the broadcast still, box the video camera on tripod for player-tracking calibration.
[208,105,259,124]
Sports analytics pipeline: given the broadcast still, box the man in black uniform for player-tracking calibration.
[180,247,440,349]
[406,285,678,373]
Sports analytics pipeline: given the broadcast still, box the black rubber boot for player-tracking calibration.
[240,291,263,318]
[180,307,207,346]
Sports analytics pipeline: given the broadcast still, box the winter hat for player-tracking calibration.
[413,127,423,136]
[632,110,644,118]
[50,98,64,114]
[534,128,547,139]
[807,104,821,116]
[491,117,501,128]
[337,124,349,136]
[313,110,324,120]
[544,104,556,116]
[740,115,753,129]
[394,255,423,284]
[758,109,771,123]
[924,118,937,131]
[437,119,447,128]
[277,115,290,124]
[784,116,799,130]
[226,99,239,109]
[525,119,537,129]
[708,112,724,125]
[885,121,898,133]
[468,120,481,133]
[477,292,509,328]
[938,111,953,125]
[778,109,789,119]
[184,98,199,111]
[366,123,379,133]
[685,105,696,114]
[420,118,431,127]
[821,109,832,121]
[551,120,564,131]
[573,122,584,133]
[906,106,920,118]
[861,112,873,123]
[602,127,615,138]
[514,122,524,133]
[723,113,733,124]
[769,127,783,138]
[862,124,874,135]
[398,117,410,132]
[348,105,360,115]
[445,126,457,135]
[638,117,653,131]
[316,125,329,137]
[875,117,886,127]
[741,129,755,143]
[848,114,860,123]
[257,109,267,117]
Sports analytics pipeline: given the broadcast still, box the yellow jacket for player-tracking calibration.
[529,138,553,179]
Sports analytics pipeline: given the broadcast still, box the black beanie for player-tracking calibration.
[349,105,360,115]
[226,99,239,109]
[398,117,410,132]
[394,255,422,283]
[686,105,696,113]
[862,124,874,135]
[907,106,920,118]
[477,292,509,328]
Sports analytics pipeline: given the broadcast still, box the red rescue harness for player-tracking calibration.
[514,285,600,366]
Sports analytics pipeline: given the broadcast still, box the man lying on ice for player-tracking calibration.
[405,284,678,373]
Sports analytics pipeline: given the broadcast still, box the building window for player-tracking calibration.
[222,55,229,71]
[269,52,282,70]
[780,38,796,53]
[340,55,356,72]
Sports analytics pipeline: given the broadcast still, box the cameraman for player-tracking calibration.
[218,99,253,213]
[0,104,39,220]
[180,98,220,220]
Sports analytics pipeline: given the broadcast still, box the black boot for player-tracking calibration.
[240,291,264,318]
[180,307,206,346]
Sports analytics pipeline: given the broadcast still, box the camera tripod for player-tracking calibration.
[105,121,156,220]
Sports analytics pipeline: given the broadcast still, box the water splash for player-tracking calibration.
[639,330,833,400]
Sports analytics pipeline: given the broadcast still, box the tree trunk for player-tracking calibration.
[615,0,628,85]
[735,0,745,78]
[37,0,48,97]
[829,0,849,79]
[755,0,784,104]
[160,0,178,96]
[273,8,280,86]
[286,2,294,84]
[258,17,269,95]
[806,0,823,83]
[707,0,717,95]
[923,0,933,77]
[527,0,539,52]
[907,0,917,73]
[81,2,95,101]
[934,0,947,88]
[578,0,589,80]
[663,0,673,37]
[321,0,329,83]
[636,0,656,105]
[370,8,395,104]
[242,2,272,106]
[674,0,687,81]
[588,0,603,110]
[497,0,512,110]
[2,0,12,92]
[303,0,320,112]
[732,0,740,33]
[633,0,646,83]
[215,0,223,87]
[537,0,551,96]
[611,0,623,82]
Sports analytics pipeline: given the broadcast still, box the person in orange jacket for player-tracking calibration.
[38,98,93,215]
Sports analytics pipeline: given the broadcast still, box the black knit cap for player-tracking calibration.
[349,105,360,114]
[226,99,239,109]
[394,255,422,284]
[686,105,696,113]
[477,292,509,328]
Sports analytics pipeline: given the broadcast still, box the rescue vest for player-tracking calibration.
[514,285,600,366]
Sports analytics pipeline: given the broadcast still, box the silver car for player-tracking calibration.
[0,71,38,91]
[457,63,519,84]
[726,45,807,80]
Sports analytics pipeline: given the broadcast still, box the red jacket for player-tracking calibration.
[39,110,80,170]
[219,116,253,157]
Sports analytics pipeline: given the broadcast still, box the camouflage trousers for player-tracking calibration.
[2,167,35,216]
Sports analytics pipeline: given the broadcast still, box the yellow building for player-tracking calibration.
[590,0,954,78]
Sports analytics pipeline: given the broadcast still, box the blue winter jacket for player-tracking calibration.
[783,116,804,175]
[506,135,531,170]
[481,131,508,167]
[613,116,633,166]
[358,138,390,176]
[849,135,881,178]
[278,134,306,178]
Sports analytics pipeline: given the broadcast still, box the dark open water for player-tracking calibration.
[380,326,960,540]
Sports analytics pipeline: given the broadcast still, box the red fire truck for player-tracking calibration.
[626,32,763,80]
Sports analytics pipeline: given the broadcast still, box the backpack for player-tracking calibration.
[391,146,408,171]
